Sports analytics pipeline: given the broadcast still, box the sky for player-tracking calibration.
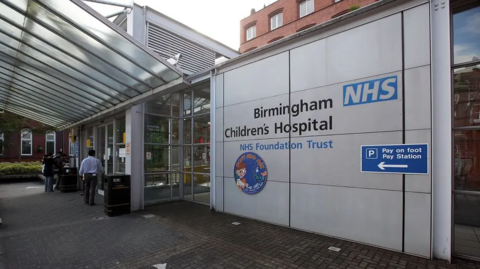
[453,5,480,64]
[86,0,277,51]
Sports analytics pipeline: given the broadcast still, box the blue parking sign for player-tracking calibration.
[361,144,429,174]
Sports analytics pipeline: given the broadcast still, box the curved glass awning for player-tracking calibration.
[0,0,184,129]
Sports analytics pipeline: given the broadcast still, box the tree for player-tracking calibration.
[0,112,55,160]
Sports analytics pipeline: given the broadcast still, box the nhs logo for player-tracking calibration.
[343,76,398,107]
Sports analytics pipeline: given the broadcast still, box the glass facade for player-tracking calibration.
[86,127,94,152]
[183,84,211,205]
[144,94,181,205]
[115,117,126,173]
[453,2,480,258]
[144,83,210,206]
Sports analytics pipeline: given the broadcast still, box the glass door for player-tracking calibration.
[97,126,106,193]
[452,2,480,259]
[107,123,114,175]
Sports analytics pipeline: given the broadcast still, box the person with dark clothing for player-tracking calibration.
[43,152,58,192]
[53,152,65,191]
[79,149,104,206]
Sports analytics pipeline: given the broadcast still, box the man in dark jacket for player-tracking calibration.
[43,152,58,192]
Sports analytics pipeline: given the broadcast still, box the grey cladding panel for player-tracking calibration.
[147,23,215,74]
[291,184,403,251]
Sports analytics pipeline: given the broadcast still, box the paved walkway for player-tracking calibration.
[0,182,479,269]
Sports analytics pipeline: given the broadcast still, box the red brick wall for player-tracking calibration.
[0,119,71,163]
[240,0,378,53]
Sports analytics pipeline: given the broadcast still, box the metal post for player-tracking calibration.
[82,0,133,8]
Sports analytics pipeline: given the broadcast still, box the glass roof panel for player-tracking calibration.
[0,0,183,128]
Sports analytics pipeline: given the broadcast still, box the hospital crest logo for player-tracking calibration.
[233,152,268,195]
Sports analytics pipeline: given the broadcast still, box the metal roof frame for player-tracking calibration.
[0,0,185,129]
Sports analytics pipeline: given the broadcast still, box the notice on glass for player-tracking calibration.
[119,148,126,158]
[146,152,152,160]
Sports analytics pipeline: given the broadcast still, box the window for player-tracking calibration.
[299,0,314,18]
[21,129,32,155]
[270,13,283,30]
[246,25,256,41]
[46,131,56,154]
[0,133,4,155]
[453,5,480,65]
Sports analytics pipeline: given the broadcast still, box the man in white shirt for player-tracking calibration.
[79,149,104,206]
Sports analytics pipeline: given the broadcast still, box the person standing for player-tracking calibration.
[79,150,104,206]
[53,152,65,191]
[42,152,58,192]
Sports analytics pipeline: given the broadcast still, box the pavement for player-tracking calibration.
[0,181,480,269]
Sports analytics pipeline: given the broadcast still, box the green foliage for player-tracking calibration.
[0,162,43,176]
[350,4,361,11]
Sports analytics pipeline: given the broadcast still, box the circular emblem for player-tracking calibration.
[233,152,268,195]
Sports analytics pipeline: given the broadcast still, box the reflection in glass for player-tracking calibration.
[184,146,192,172]
[97,126,106,191]
[184,118,192,144]
[183,174,193,200]
[145,94,171,116]
[193,114,210,144]
[115,117,126,143]
[193,145,210,174]
[115,117,126,173]
[145,145,169,173]
[107,124,114,174]
[171,93,180,117]
[193,87,210,115]
[171,146,180,171]
[193,173,210,205]
[171,118,180,145]
[172,173,180,199]
[453,6,480,65]
[144,174,171,204]
[454,66,480,127]
[454,130,480,191]
[87,127,94,150]
[145,115,169,144]
[454,193,480,256]
[183,93,192,116]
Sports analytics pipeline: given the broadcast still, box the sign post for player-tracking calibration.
[361,144,428,174]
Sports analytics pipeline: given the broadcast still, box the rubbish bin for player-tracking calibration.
[59,167,78,193]
[104,174,131,217]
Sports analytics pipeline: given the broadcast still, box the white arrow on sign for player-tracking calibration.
[378,162,408,170]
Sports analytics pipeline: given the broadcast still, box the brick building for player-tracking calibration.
[240,0,378,53]
[0,112,71,162]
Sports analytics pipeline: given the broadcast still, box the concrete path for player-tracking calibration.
[0,181,479,269]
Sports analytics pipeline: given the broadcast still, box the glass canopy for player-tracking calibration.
[0,0,182,128]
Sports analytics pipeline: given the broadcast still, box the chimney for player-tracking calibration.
[250,8,256,15]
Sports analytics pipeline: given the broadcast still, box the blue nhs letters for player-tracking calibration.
[343,76,398,106]
[240,144,253,151]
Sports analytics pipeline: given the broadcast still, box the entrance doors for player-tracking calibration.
[96,123,114,195]
[452,1,480,259]
[97,126,106,194]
